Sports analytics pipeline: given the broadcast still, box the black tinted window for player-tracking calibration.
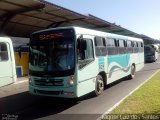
[0,43,8,61]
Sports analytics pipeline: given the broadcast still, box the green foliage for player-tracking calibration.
[110,71,160,114]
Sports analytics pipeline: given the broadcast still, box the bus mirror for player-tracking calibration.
[77,37,87,50]
[81,40,87,50]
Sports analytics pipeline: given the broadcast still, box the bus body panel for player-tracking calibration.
[0,37,16,87]
[107,54,130,84]
[77,61,97,97]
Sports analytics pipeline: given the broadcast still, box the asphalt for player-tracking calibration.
[0,58,160,120]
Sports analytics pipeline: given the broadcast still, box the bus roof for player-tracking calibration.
[73,27,143,42]
[0,37,12,44]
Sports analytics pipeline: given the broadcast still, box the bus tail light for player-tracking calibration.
[68,75,74,86]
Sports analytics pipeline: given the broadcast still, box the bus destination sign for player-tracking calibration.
[39,33,64,40]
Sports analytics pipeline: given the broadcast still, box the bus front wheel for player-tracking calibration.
[94,75,104,96]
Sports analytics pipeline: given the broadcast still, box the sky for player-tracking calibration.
[47,0,160,39]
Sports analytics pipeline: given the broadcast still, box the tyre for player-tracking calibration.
[94,75,104,96]
[128,65,135,79]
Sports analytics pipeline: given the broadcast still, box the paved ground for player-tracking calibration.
[0,58,160,120]
[0,77,28,98]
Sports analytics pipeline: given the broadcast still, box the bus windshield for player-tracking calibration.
[29,38,75,75]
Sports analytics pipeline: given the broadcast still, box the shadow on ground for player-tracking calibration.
[0,76,135,120]
[0,92,79,120]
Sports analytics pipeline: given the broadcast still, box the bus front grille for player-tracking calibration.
[34,79,63,86]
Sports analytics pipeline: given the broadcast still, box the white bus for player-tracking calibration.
[0,37,16,87]
[29,27,144,98]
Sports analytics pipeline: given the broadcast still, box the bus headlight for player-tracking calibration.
[68,75,74,86]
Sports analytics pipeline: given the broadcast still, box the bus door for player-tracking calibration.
[0,42,13,87]
[77,35,97,97]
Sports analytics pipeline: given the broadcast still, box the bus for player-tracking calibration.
[0,37,16,87]
[144,44,159,62]
[29,27,144,98]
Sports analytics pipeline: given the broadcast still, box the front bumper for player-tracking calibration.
[29,85,77,98]
[145,55,155,62]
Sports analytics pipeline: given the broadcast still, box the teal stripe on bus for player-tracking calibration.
[108,54,130,68]
[98,57,105,64]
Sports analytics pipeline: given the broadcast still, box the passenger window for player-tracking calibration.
[139,42,144,52]
[133,42,138,53]
[94,36,106,46]
[0,43,9,61]
[107,38,118,55]
[118,39,126,54]
[119,40,125,47]
[136,42,139,47]
[78,38,94,69]
[126,41,133,53]
[141,42,143,47]
[127,41,132,47]
[94,37,107,56]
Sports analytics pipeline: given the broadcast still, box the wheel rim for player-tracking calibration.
[131,65,135,77]
[96,77,104,94]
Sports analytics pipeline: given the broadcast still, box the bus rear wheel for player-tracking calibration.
[94,75,104,96]
[129,65,135,79]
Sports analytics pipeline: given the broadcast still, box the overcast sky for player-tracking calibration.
[47,0,160,39]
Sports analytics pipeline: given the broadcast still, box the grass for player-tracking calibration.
[102,71,160,119]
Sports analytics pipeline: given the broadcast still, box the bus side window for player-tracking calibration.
[141,42,144,52]
[77,38,94,69]
[107,38,117,55]
[141,42,143,47]
[135,42,139,53]
[126,40,132,53]
[119,39,125,54]
[94,36,107,56]
[0,43,9,61]
[138,42,143,52]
